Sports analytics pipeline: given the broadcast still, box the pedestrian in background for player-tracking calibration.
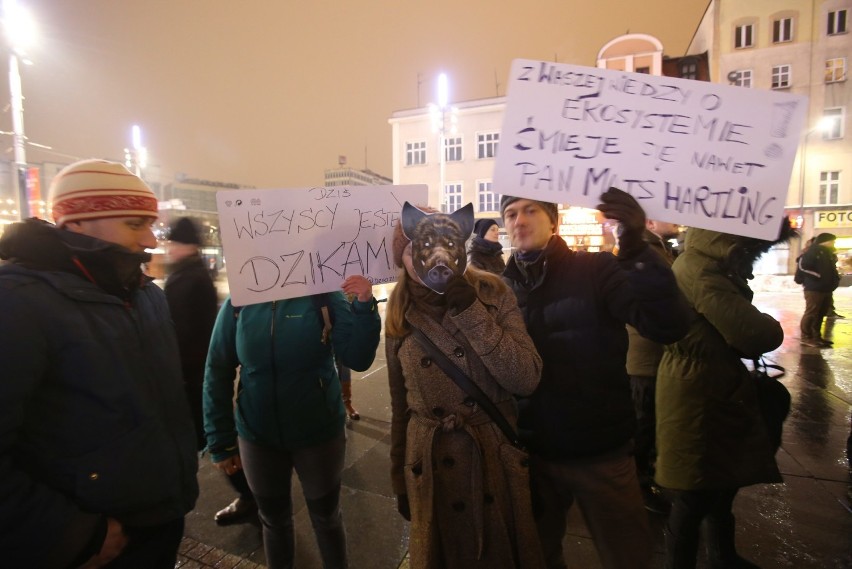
[656,221,796,569]
[467,217,506,274]
[386,213,545,569]
[164,216,257,525]
[500,189,690,569]
[798,232,841,348]
[204,279,380,569]
[0,159,198,568]
[625,218,680,515]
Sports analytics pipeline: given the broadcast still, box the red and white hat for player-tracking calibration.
[49,159,158,227]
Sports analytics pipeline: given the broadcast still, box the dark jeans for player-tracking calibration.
[801,290,832,340]
[664,488,739,569]
[239,432,347,569]
[629,374,657,487]
[532,449,652,569]
[102,517,185,569]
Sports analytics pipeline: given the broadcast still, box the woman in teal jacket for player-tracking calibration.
[203,275,380,569]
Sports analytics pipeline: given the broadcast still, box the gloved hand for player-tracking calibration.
[444,275,477,313]
[597,187,647,258]
[396,494,411,521]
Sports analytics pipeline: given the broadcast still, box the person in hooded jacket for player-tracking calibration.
[204,278,380,569]
[797,232,841,347]
[386,214,545,569]
[0,159,199,568]
[655,220,796,569]
[467,218,506,275]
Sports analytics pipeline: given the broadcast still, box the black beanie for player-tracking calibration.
[473,218,498,239]
[815,233,837,245]
[168,217,201,245]
[499,195,559,227]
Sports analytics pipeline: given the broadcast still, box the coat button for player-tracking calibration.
[420,357,431,368]
[442,457,455,467]
[452,501,466,512]
[520,458,530,468]
[88,472,99,481]
[462,396,476,407]
[484,493,495,504]
[412,464,422,476]
[453,347,464,358]
[433,406,445,417]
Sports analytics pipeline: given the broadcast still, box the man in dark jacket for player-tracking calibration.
[0,159,199,568]
[501,189,689,569]
[798,232,840,347]
[164,217,255,524]
[625,219,679,515]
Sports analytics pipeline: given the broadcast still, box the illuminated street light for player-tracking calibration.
[2,0,36,220]
[796,116,837,238]
[124,124,148,178]
[429,73,458,212]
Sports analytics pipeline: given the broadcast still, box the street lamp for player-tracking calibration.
[3,0,35,220]
[125,124,148,178]
[797,116,835,230]
[429,73,457,212]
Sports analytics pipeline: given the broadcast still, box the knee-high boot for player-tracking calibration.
[341,381,359,420]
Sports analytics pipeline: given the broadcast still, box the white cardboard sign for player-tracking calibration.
[216,185,428,306]
[493,59,808,240]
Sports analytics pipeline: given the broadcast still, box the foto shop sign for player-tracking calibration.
[493,59,808,240]
[217,184,428,306]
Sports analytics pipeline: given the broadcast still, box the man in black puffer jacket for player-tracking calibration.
[501,188,689,569]
[0,160,198,568]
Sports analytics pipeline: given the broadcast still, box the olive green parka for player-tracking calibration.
[655,227,789,490]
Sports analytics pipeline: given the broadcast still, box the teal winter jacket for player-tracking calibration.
[203,293,381,461]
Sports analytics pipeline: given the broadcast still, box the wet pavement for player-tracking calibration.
[179,284,852,569]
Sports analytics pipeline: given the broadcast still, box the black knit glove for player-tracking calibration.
[396,494,411,521]
[444,276,477,313]
[597,187,647,258]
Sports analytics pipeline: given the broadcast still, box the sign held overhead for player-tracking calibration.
[493,59,808,240]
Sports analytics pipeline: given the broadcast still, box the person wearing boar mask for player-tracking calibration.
[386,203,545,569]
[655,219,797,569]
[500,188,690,569]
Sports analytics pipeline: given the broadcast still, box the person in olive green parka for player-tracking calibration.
[656,220,796,569]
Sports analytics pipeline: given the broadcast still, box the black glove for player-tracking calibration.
[396,494,411,521]
[444,275,477,313]
[597,187,647,257]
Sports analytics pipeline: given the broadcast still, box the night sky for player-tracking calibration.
[3,0,710,189]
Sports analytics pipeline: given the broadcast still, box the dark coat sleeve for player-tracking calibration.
[602,246,690,344]
[165,262,218,384]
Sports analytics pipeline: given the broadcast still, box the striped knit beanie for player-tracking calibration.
[49,159,158,227]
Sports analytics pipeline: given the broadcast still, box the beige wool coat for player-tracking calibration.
[388,278,545,569]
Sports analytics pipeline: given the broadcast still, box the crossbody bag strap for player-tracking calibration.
[409,327,523,448]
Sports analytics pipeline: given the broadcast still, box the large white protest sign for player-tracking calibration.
[217,185,427,306]
[493,59,808,240]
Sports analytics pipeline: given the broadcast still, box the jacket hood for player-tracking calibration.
[0,218,151,299]
[683,217,798,280]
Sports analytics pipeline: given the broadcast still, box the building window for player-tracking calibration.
[443,183,462,213]
[828,9,848,35]
[826,58,847,82]
[405,141,426,166]
[773,18,793,43]
[680,62,697,80]
[735,24,754,48]
[477,181,500,212]
[445,136,462,162]
[734,69,753,88]
[823,107,845,139]
[635,66,650,74]
[477,132,499,159]
[820,171,840,204]
[772,65,791,88]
